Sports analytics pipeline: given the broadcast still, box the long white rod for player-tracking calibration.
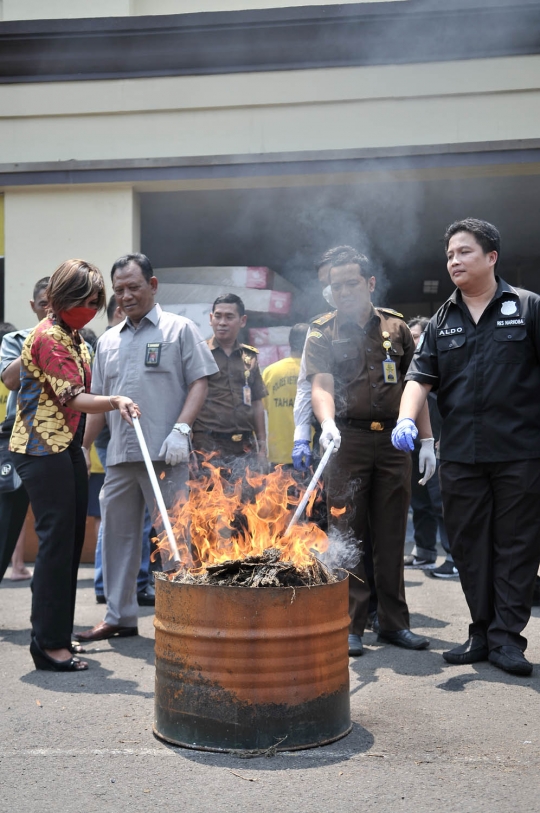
[284,441,335,536]
[132,416,181,565]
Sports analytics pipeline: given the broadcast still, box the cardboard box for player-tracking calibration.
[249,326,292,347]
[156,266,298,294]
[256,345,280,370]
[161,302,213,338]
[159,284,292,316]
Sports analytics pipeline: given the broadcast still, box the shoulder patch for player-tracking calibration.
[377,307,404,319]
[241,343,259,354]
[312,311,336,326]
[308,329,323,340]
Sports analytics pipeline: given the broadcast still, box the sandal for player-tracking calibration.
[30,638,88,672]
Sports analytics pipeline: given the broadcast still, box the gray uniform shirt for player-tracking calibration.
[0,329,31,423]
[91,304,218,465]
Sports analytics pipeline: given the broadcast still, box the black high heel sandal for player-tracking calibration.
[30,638,88,672]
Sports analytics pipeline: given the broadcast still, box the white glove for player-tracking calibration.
[159,430,190,466]
[320,418,341,453]
[418,437,436,485]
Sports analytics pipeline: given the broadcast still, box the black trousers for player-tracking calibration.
[326,427,411,636]
[410,449,450,560]
[0,479,30,583]
[13,439,88,650]
[439,459,540,652]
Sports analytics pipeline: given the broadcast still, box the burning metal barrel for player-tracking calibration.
[153,570,351,752]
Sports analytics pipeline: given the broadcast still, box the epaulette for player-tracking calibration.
[376,307,404,319]
[241,343,259,354]
[311,311,336,326]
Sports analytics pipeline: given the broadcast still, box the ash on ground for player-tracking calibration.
[171,547,338,588]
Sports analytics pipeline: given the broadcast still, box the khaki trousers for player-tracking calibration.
[326,427,411,636]
[100,461,187,626]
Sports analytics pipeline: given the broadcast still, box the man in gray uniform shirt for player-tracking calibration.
[76,253,218,643]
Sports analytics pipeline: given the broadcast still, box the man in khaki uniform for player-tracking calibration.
[303,247,435,655]
[192,294,268,462]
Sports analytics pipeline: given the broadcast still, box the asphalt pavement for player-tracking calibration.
[1,558,539,813]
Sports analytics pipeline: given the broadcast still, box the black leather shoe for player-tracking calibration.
[137,583,155,606]
[443,635,488,665]
[489,646,533,676]
[348,634,364,656]
[378,629,429,650]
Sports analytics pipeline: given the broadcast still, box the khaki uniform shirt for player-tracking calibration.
[193,337,268,434]
[91,304,218,464]
[304,306,414,421]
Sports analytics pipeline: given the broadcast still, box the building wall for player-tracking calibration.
[2,56,540,167]
[4,187,139,331]
[0,0,407,22]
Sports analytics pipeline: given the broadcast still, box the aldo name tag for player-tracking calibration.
[145,342,161,367]
[382,359,397,384]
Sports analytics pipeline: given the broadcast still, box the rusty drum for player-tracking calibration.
[153,571,351,752]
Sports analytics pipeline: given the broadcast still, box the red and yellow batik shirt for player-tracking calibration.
[10,318,91,455]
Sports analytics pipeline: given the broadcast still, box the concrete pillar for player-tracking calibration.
[4,186,140,333]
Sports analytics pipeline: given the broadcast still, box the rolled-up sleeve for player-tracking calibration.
[304,329,332,380]
[0,331,26,379]
[180,322,219,384]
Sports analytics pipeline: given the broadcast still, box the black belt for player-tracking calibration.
[194,430,253,442]
[336,418,396,432]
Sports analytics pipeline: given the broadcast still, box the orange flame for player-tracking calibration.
[330,506,346,517]
[155,461,328,572]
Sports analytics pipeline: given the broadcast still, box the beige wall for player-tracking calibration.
[4,187,139,332]
[2,56,540,167]
[0,0,406,21]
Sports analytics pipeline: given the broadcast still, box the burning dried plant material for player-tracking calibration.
[172,547,337,588]
[155,462,332,574]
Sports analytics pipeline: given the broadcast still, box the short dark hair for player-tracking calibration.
[289,323,310,354]
[315,246,357,273]
[444,218,500,266]
[0,322,16,342]
[212,293,245,317]
[328,247,371,280]
[408,316,429,333]
[33,277,50,301]
[106,295,118,323]
[111,253,154,283]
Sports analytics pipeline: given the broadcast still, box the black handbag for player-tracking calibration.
[0,429,22,493]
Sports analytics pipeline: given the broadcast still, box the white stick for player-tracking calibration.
[132,416,181,565]
[284,441,335,536]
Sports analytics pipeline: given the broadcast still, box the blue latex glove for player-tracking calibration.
[292,439,312,471]
[391,418,418,452]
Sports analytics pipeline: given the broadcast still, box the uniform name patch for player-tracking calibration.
[438,327,463,337]
[496,318,525,327]
[308,330,323,339]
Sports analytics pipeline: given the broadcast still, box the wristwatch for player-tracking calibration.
[173,422,191,435]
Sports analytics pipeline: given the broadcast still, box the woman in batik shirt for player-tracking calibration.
[11,260,139,672]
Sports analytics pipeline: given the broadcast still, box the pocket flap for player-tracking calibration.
[493,328,527,342]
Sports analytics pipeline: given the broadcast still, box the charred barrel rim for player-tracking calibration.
[154,568,351,752]
[151,722,353,753]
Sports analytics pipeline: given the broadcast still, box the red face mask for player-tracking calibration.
[58,307,97,330]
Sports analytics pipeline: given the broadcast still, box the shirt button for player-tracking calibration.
[371,383,376,388]
[367,348,372,353]
[370,365,374,370]
[507,334,512,339]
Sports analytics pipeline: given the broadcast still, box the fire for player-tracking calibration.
[330,506,346,517]
[155,460,329,572]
